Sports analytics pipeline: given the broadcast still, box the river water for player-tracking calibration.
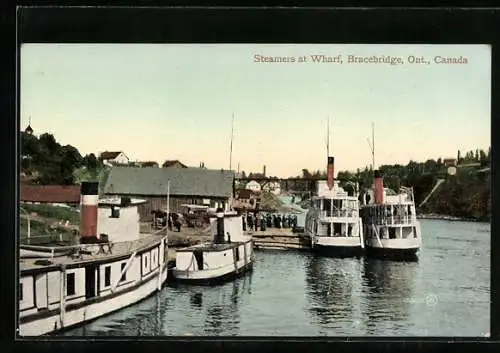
[61,219,490,337]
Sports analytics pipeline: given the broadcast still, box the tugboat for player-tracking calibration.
[18,182,169,336]
[171,209,254,284]
[304,156,364,257]
[360,170,422,260]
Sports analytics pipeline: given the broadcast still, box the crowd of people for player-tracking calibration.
[242,212,299,231]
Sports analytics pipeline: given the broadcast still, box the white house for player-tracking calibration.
[262,181,281,195]
[245,180,261,192]
[99,151,130,166]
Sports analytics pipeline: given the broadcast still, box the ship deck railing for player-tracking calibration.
[319,210,359,218]
[368,215,417,226]
[19,233,167,271]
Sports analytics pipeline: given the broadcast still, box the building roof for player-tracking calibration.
[24,125,33,134]
[103,166,234,198]
[235,188,255,199]
[99,151,123,160]
[137,161,159,167]
[162,160,188,168]
[21,185,80,203]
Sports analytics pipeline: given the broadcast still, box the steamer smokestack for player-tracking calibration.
[327,156,335,190]
[80,181,99,242]
[214,209,225,244]
[374,170,384,205]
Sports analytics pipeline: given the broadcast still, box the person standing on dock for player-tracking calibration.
[168,214,173,231]
[247,213,254,231]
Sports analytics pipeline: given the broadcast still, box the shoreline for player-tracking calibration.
[417,213,488,223]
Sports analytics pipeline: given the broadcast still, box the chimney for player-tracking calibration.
[80,181,99,243]
[263,165,266,177]
[214,209,225,244]
[374,170,384,204]
[327,156,335,190]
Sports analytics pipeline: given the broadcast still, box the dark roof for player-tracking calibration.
[235,189,254,199]
[138,161,159,167]
[21,185,80,203]
[25,125,33,133]
[162,160,188,168]
[99,151,122,160]
[104,166,234,198]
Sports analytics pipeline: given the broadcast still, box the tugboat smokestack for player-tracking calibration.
[80,181,99,242]
[327,156,335,190]
[374,170,384,205]
[214,209,225,244]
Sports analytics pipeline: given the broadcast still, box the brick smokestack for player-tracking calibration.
[263,165,266,177]
[374,170,384,205]
[80,181,99,242]
[327,156,334,190]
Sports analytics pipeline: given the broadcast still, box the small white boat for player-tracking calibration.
[18,182,169,336]
[360,170,422,260]
[304,156,364,257]
[172,210,254,284]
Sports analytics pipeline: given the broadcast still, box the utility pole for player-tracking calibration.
[229,113,234,171]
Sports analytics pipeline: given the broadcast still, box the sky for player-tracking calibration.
[20,44,491,178]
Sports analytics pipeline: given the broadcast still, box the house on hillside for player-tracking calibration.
[443,158,457,167]
[20,185,80,205]
[103,166,235,219]
[262,181,282,195]
[233,188,259,211]
[245,180,262,192]
[99,151,129,166]
[136,161,159,168]
[162,160,188,168]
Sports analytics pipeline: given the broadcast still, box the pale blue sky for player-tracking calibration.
[21,44,490,177]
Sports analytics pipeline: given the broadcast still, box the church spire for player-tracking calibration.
[25,116,33,134]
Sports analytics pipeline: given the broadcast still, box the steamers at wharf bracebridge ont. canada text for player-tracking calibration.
[253,54,469,65]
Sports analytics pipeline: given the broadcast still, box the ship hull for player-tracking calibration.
[312,244,364,258]
[170,261,253,285]
[365,246,419,261]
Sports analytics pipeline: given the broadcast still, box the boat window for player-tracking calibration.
[323,199,331,212]
[389,228,396,239]
[104,266,111,287]
[67,273,76,296]
[120,263,127,282]
[236,248,240,261]
[413,227,417,238]
[19,283,23,301]
[334,223,342,236]
[408,205,412,215]
[111,206,120,218]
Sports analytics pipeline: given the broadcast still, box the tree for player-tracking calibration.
[38,133,60,155]
[479,149,487,166]
[302,169,312,179]
[83,153,99,170]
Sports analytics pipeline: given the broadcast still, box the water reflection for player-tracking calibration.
[361,258,418,334]
[190,292,203,308]
[203,279,242,335]
[305,255,362,329]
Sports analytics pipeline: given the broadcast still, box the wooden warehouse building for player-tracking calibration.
[103,166,235,220]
